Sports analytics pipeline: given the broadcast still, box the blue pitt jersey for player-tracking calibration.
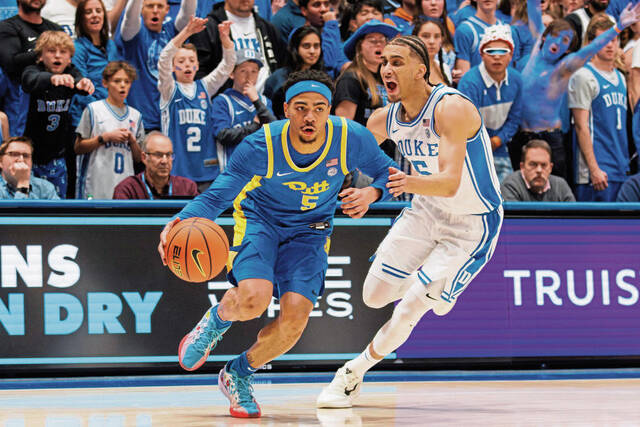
[161,80,219,182]
[235,117,351,227]
[177,116,396,227]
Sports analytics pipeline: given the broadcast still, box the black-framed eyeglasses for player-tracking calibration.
[145,152,175,160]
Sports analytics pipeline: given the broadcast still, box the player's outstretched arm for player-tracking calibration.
[560,2,640,78]
[366,105,391,144]
[387,95,478,197]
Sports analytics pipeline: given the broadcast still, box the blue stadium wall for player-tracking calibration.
[0,201,639,376]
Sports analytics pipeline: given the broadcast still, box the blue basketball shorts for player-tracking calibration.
[227,216,331,304]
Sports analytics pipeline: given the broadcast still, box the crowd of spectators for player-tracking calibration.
[1,0,640,202]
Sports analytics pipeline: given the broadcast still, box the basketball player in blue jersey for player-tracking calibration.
[317,35,504,408]
[157,69,397,418]
[158,16,235,190]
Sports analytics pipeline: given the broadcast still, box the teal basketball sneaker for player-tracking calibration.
[178,305,231,371]
[218,364,261,418]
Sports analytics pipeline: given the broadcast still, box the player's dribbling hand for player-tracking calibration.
[387,166,407,197]
[51,74,75,88]
[158,217,181,265]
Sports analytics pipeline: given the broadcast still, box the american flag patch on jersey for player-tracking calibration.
[199,91,206,99]
[326,158,338,167]
[129,119,136,131]
[423,117,430,127]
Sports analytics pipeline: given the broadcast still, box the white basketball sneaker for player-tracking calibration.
[316,365,363,408]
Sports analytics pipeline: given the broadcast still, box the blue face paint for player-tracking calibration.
[175,65,183,71]
[541,30,573,62]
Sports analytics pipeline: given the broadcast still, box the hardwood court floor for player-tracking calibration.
[1,375,639,426]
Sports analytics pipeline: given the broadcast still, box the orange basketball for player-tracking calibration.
[165,217,229,283]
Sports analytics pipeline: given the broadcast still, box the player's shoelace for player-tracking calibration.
[229,374,256,406]
[190,320,224,355]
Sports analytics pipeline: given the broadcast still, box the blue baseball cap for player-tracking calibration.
[343,20,400,60]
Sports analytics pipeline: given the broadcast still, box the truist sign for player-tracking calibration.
[398,218,640,358]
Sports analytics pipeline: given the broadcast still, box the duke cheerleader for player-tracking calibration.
[158,17,235,190]
[157,70,397,418]
[318,35,504,408]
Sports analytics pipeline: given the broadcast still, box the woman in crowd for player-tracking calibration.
[264,26,325,119]
[417,0,456,70]
[333,20,399,125]
[70,0,120,127]
[412,17,452,86]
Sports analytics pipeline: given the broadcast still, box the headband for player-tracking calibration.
[285,80,332,104]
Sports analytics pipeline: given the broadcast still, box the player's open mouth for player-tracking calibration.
[53,61,62,67]
[151,17,160,23]
[385,81,397,92]
[302,126,315,135]
[549,44,558,54]
[374,50,382,56]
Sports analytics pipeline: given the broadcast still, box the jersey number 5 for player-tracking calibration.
[411,160,432,175]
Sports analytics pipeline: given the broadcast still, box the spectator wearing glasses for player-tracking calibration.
[458,24,523,183]
[0,136,60,199]
[113,131,198,199]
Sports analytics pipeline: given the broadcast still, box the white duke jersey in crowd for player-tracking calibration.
[386,84,502,215]
[77,100,143,199]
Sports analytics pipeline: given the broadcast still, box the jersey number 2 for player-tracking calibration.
[187,127,201,152]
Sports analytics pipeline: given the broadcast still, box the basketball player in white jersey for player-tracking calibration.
[317,35,504,408]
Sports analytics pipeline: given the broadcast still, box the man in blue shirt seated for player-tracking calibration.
[0,136,59,200]
[458,24,523,183]
[157,69,396,419]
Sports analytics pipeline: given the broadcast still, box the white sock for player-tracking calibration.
[345,345,379,378]
[370,280,442,357]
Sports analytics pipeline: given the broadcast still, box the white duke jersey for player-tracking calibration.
[77,100,142,199]
[386,84,502,215]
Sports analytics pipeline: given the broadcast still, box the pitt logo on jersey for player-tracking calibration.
[282,180,331,211]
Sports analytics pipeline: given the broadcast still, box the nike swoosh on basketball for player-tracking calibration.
[276,171,293,176]
[191,249,206,277]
